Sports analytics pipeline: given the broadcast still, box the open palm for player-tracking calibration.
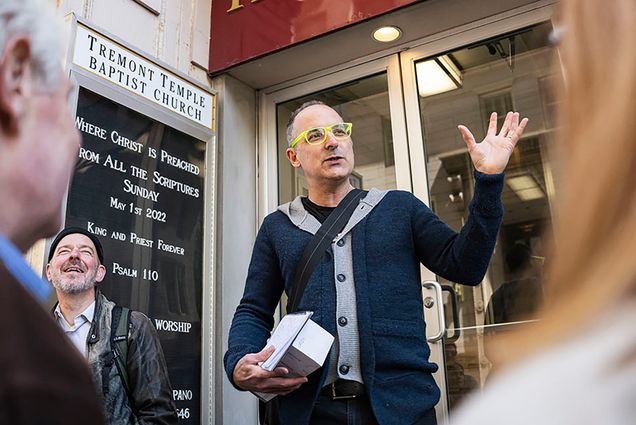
[458,111,529,174]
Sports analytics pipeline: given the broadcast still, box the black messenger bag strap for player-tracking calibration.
[287,188,366,313]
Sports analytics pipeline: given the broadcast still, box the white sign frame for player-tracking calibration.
[73,24,214,130]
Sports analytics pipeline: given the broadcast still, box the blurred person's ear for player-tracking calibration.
[0,36,33,135]
[45,263,52,281]
[95,264,106,284]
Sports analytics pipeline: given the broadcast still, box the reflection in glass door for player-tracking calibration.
[409,21,560,414]
[276,72,398,204]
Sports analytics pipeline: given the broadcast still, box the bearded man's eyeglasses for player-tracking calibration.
[291,122,353,148]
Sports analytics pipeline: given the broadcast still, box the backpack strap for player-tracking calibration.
[110,305,132,400]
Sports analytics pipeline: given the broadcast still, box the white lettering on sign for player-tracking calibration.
[129,165,148,181]
[87,221,107,236]
[111,231,126,241]
[79,147,100,164]
[152,171,200,198]
[75,116,107,139]
[173,389,193,401]
[110,131,143,153]
[109,197,126,211]
[130,232,154,248]
[73,25,213,129]
[113,262,138,278]
[154,319,192,333]
[160,149,200,175]
[123,179,159,202]
[157,239,185,256]
[104,155,127,173]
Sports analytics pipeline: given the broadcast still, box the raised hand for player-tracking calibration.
[233,346,308,395]
[457,111,529,174]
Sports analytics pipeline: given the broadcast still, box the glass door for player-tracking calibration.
[400,6,559,421]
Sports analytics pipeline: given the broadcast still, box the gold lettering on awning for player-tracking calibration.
[227,0,262,13]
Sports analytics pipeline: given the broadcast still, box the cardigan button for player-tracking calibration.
[337,239,345,247]
[337,274,346,282]
[339,364,350,375]
[338,316,348,327]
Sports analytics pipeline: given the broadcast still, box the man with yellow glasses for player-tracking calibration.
[225,100,528,425]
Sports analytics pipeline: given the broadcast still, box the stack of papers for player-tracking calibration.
[254,311,334,402]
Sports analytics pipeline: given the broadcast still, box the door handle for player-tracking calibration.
[442,284,461,342]
[422,280,445,342]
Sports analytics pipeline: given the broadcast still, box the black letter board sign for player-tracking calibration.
[65,86,204,423]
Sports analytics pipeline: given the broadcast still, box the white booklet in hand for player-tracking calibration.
[253,311,334,402]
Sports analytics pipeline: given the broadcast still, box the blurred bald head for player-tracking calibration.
[0,0,80,251]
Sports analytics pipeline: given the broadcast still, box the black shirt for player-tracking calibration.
[301,197,335,224]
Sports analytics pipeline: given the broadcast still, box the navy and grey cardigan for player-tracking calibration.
[225,171,504,425]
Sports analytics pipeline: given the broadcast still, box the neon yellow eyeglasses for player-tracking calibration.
[291,122,353,148]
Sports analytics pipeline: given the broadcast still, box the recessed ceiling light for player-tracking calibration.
[373,26,402,43]
[415,55,462,97]
[506,175,546,201]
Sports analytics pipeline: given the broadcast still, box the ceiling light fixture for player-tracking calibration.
[415,55,462,97]
[506,174,545,201]
[372,26,402,43]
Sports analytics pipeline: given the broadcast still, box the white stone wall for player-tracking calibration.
[52,0,211,87]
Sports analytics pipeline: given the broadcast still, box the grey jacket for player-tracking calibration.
[85,292,178,425]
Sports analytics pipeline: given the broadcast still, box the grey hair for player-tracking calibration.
[0,0,64,92]
[285,100,328,147]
